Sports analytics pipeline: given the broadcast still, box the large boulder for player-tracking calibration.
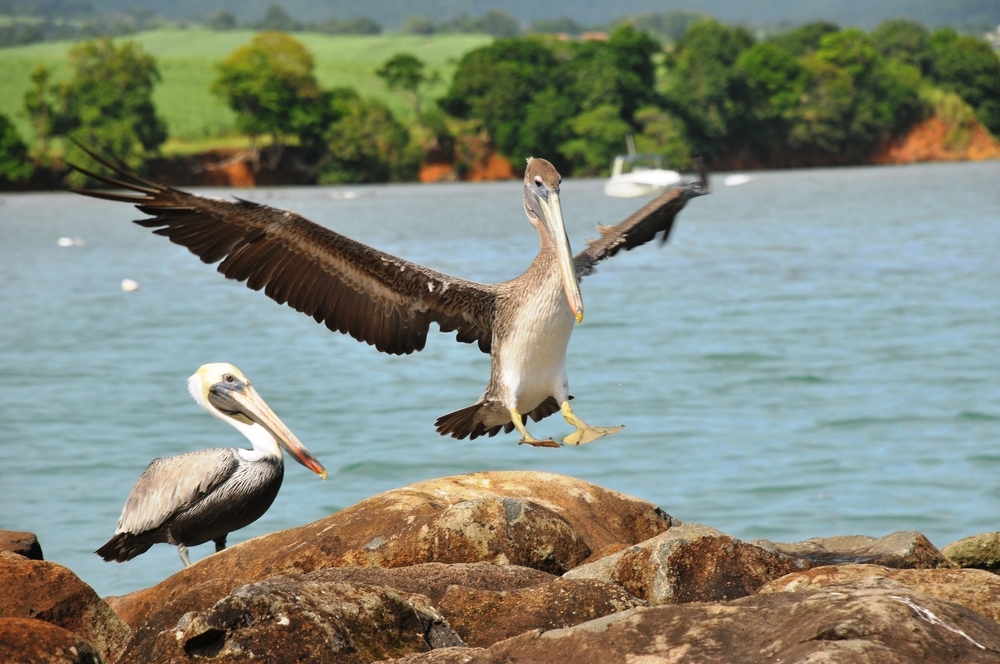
[0,530,43,560]
[753,531,954,569]
[303,562,557,603]
[109,472,673,629]
[386,582,1000,663]
[943,533,1000,573]
[119,563,552,652]
[0,617,103,664]
[118,576,463,664]
[0,552,129,662]
[760,563,1000,624]
[436,577,645,646]
[564,523,803,604]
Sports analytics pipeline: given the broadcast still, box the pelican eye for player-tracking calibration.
[534,176,543,187]
[223,373,236,383]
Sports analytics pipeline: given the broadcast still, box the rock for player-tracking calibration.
[119,576,463,664]
[305,562,556,604]
[0,530,43,560]
[379,648,488,664]
[109,472,673,629]
[0,552,129,662]
[436,577,645,647]
[760,563,1000,624]
[119,563,551,652]
[114,577,251,657]
[0,617,103,664]
[564,523,803,604]
[390,582,1000,663]
[943,533,1000,573]
[752,530,954,569]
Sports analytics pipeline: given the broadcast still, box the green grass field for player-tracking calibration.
[0,29,492,149]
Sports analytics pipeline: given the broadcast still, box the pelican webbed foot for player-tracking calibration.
[560,402,624,445]
[509,407,561,448]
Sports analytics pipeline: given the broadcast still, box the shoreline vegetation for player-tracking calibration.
[0,14,999,191]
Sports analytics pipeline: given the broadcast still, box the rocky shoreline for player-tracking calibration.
[4,471,1000,663]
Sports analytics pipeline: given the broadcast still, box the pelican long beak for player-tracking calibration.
[229,386,328,480]
[538,191,584,323]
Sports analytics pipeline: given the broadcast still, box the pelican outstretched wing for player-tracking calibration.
[575,164,709,278]
[115,448,238,535]
[71,149,497,355]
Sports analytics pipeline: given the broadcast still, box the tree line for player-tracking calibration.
[0,16,998,186]
[441,19,1000,173]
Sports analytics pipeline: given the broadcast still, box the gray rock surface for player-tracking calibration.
[385,582,1000,663]
[564,522,803,604]
[117,575,464,663]
[943,532,1000,573]
[753,530,954,569]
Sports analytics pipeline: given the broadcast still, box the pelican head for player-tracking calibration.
[188,363,327,479]
[523,158,584,324]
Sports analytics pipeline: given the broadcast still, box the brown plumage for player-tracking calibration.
[72,148,707,445]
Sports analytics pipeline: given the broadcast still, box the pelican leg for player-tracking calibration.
[214,536,227,553]
[509,407,561,448]
[178,545,191,567]
[560,402,624,445]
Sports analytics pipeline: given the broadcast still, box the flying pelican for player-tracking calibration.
[73,150,708,447]
[96,363,327,567]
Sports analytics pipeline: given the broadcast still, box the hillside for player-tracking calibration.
[59,0,1000,30]
[0,29,491,145]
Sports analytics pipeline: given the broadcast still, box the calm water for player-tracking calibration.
[1,161,998,598]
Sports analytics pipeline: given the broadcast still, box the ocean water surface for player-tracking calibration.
[1,160,998,597]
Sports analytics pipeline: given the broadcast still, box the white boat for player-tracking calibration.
[604,138,681,198]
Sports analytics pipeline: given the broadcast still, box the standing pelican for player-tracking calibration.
[73,149,707,447]
[96,363,327,566]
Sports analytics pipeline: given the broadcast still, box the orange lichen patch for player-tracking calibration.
[871,116,1000,164]
[419,163,455,183]
[466,153,517,181]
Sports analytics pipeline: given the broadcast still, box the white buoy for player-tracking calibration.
[57,237,74,247]
[724,174,752,187]
[121,279,140,292]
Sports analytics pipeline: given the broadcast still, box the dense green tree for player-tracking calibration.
[632,106,691,168]
[871,18,933,74]
[320,88,419,183]
[626,11,705,44]
[212,32,330,149]
[0,113,33,182]
[790,28,922,157]
[929,29,1000,134]
[559,104,632,174]
[376,53,438,124]
[55,38,167,178]
[737,42,811,157]
[663,19,754,157]
[440,38,571,167]
[23,64,53,154]
[767,22,839,56]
